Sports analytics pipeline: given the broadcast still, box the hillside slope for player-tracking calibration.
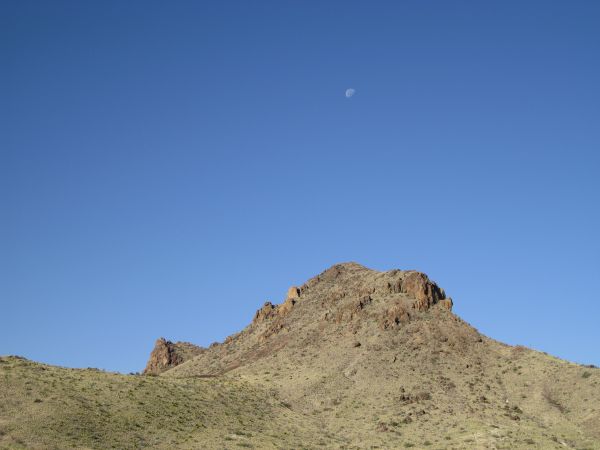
[1,262,599,449]
[0,356,337,449]
[164,262,600,449]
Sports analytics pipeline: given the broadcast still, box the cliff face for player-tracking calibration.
[142,338,204,375]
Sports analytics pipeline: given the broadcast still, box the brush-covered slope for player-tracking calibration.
[163,263,600,449]
[0,356,337,449]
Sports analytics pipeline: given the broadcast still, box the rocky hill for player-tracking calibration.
[159,263,600,449]
[1,262,599,449]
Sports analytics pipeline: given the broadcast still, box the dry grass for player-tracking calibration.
[0,356,336,449]
[2,263,599,449]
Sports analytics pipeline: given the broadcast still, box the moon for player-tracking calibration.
[345,88,355,98]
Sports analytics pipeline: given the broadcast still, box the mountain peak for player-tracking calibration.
[149,263,455,377]
[268,263,453,327]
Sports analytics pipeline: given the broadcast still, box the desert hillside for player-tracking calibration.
[1,263,599,449]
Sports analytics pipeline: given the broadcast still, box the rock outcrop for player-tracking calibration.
[143,338,204,375]
[401,271,448,311]
[379,302,411,329]
[279,286,300,314]
[252,286,302,326]
[254,302,278,323]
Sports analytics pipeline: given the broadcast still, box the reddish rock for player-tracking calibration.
[439,298,453,310]
[253,301,278,324]
[143,338,203,375]
[279,286,300,315]
[380,303,411,330]
[402,271,446,311]
[334,295,372,323]
[287,286,300,299]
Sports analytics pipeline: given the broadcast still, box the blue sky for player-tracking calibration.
[1,1,599,373]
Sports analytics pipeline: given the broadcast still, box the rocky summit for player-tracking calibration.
[1,262,599,449]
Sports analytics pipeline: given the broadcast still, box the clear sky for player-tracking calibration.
[1,1,599,374]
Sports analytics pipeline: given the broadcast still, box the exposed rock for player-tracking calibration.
[259,320,286,343]
[334,295,372,323]
[380,302,411,330]
[279,298,296,315]
[143,338,204,375]
[384,278,403,294]
[280,286,300,314]
[439,298,453,310]
[253,287,301,326]
[287,286,300,300]
[254,301,277,324]
[402,271,446,311]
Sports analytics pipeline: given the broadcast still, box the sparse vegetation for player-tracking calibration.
[0,356,338,449]
[1,264,599,449]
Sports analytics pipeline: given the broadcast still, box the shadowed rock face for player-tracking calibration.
[142,338,204,375]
